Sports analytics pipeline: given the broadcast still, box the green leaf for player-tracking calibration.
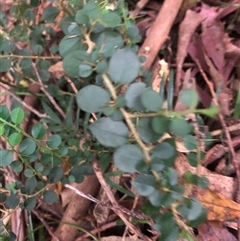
[8,132,22,146]
[152,116,169,135]
[183,135,197,151]
[180,88,199,108]
[131,174,156,196]
[19,58,32,69]
[114,144,143,173]
[196,107,219,117]
[76,85,110,113]
[96,30,123,57]
[0,105,9,119]
[47,134,62,149]
[89,117,128,147]
[43,190,58,203]
[0,124,4,136]
[10,161,23,173]
[31,124,46,140]
[24,197,37,211]
[109,48,140,84]
[124,82,146,111]
[59,36,83,58]
[96,60,108,74]
[5,194,20,209]
[49,167,63,183]
[78,64,93,77]
[148,190,163,207]
[141,89,163,111]
[25,176,37,194]
[170,118,192,138]
[10,107,24,124]
[75,9,89,24]
[0,150,13,167]
[187,152,198,167]
[178,198,203,221]
[0,58,11,72]
[19,138,37,156]
[137,118,160,143]
[24,169,34,178]
[100,11,121,27]
[34,162,44,172]
[151,141,176,160]
[41,101,61,124]
[42,7,58,22]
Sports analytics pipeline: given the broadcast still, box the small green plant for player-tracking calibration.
[0,0,218,240]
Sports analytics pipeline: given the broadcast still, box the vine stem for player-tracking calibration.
[102,74,151,163]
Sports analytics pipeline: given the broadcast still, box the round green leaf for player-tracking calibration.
[31,124,46,140]
[109,48,140,84]
[24,197,37,211]
[19,58,32,69]
[137,118,160,143]
[0,150,13,167]
[180,198,203,221]
[180,89,199,108]
[183,135,197,151]
[25,176,37,194]
[152,116,169,135]
[75,10,89,24]
[78,64,92,77]
[125,82,146,111]
[5,194,20,209]
[42,7,58,22]
[8,132,22,146]
[59,36,83,58]
[100,11,121,27]
[34,163,44,172]
[10,107,24,125]
[0,58,11,72]
[49,167,63,183]
[96,60,108,74]
[187,152,198,167]
[47,134,62,149]
[114,144,143,173]
[89,117,128,147]
[170,118,192,138]
[43,190,58,203]
[76,85,110,113]
[152,141,176,160]
[140,89,163,111]
[10,161,23,173]
[0,105,9,119]
[96,30,123,57]
[19,138,37,156]
[24,169,34,178]
[131,174,156,196]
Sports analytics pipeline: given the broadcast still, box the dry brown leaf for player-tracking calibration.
[176,10,202,93]
[198,222,237,241]
[48,61,65,79]
[175,154,235,199]
[197,189,240,222]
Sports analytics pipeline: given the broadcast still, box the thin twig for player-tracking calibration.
[32,63,66,118]
[0,83,49,119]
[76,221,117,240]
[64,184,150,221]
[196,59,240,240]
[92,160,151,240]
[32,209,60,241]
[102,74,151,163]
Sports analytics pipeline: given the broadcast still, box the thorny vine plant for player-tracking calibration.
[0,0,219,240]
